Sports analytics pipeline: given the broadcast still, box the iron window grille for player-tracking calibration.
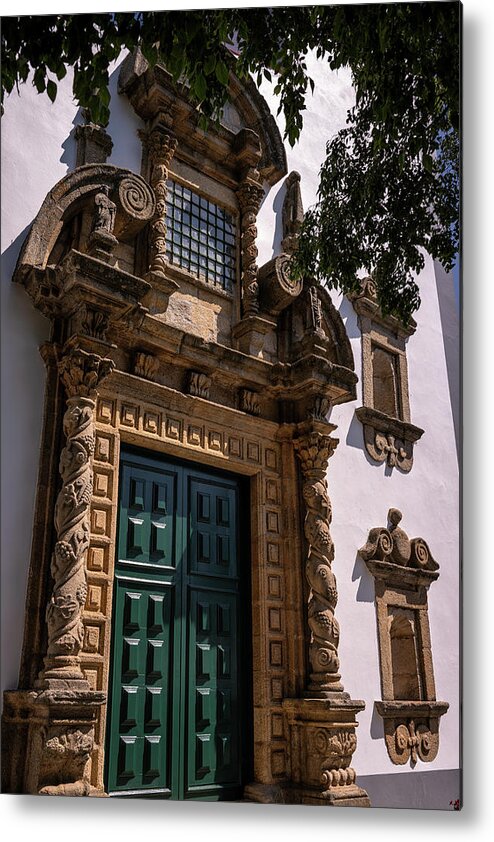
[165,179,237,291]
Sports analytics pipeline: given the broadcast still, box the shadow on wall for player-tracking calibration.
[338,293,361,339]
[351,552,375,603]
[60,108,81,171]
[370,703,385,742]
[271,179,285,257]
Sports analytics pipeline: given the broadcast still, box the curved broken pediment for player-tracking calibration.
[13,163,156,285]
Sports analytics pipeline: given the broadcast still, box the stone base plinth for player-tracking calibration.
[2,687,105,795]
[282,696,371,807]
[232,314,276,357]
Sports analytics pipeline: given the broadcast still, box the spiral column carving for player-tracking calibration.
[237,181,265,316]
[145,128,177,278]
[293,428,347,697]
[37,348,114,688]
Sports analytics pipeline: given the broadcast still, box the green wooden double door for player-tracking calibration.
[106,450,250,799]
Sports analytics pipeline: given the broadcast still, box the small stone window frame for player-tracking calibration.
[351,276,424,472]
[359,509,449,766]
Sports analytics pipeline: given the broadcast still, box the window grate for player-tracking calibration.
[165,180,236,291]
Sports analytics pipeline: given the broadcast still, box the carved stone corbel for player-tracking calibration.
[239,389,261,416]
[187,371,211,400]
[134,351,160,382]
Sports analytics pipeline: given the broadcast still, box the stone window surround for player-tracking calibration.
[351,281,424,473]
[359,510,448,766]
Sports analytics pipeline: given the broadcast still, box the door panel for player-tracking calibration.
[107,577,174,794]
[106,452,246,800]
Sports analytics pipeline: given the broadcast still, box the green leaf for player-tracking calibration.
[215,59,229,86]
[193,72,207,101]
[47,79,57,103]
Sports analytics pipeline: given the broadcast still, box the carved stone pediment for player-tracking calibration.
[350,275,417,338]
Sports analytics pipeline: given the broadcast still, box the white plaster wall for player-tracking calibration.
[1,51,459,786]
[258,54,460,781]
[0,53,143,694]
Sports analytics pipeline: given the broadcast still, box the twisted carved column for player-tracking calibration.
[37,348,114,688]
[293,428,346,697]
[146,128,177,278]
[237,181,264,316]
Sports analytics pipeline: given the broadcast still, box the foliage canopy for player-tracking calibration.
[1,4,460,321]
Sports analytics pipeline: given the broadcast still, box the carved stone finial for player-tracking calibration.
[281,170,304,254]
[75,120,113,166]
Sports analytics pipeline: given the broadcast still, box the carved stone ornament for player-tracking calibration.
[37,348,114,688]
[359,508,438,574]
[145,127,178,280]
[356,406,424,473]
[293,427,344,696]
[359,509,448,766]
[281,170,304,254]
[134,351,160,382]
[257,253,303,316]
[75,119,113,167]
[308,396,332,423]
[188,371,211,400]
[375,703,449,766]
[240,389,261,416]
[237,180,265,316]
[70,305,109,342]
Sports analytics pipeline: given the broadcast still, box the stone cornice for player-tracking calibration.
[349,278,417,338]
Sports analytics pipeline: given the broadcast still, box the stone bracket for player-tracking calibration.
[375,701,449,766]
[355,405,424,472]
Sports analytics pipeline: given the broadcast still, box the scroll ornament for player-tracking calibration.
[359,508,438,571]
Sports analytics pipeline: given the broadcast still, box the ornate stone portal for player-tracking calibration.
[2,55,369,805]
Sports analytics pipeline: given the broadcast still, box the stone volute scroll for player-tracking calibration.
[282,419,370,807]
[359,509,448,766]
